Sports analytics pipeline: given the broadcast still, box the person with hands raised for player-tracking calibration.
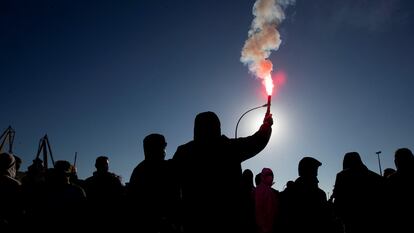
[172,110,273,233]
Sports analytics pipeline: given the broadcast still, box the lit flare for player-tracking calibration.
[264,73,274,96]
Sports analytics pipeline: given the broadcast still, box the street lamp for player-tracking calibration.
[376,151,382,176]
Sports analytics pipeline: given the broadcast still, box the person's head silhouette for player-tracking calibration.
[95,156,110,173]
[298,157,321,178]
[260,167,274,187]
[0,152,16,177]
[194,111,221,142]
[394,147,414,171]
[143,133,167,161]
[343,152,366,170]
[51,160,72,184]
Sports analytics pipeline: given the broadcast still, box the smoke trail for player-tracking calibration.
[241,0,295,81]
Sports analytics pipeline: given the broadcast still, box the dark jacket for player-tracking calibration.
[172,112,272,232]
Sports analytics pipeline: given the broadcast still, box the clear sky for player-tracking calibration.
[1,0,414,194]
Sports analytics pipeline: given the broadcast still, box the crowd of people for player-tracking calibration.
[1,111,413,233]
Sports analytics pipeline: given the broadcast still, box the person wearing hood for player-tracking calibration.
[254,167,280,233]
[172,111,273,233]
[0,152,23,228]
[332,152,385,233]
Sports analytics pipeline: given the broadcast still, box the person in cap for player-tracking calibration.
[279,156,334,233]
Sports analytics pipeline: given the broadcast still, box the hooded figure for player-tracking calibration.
[333,152,385,233]
[172,111,273,233]
[0,152,22,227]
[342,152,367,170]
[0,152,17,179]
[254,168,280,233]
[193,111,221,142]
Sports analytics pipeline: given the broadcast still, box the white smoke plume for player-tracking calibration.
[241,0,295,80]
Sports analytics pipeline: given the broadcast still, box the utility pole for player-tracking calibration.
[376,151,382,176]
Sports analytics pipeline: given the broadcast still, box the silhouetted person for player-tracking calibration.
[21,157,46,187]
[284,180,294,190]
[386,148,414,233]
[31,160,86,230]
[20,157,47,230]
[240,169,256,233]
[332,152,385,233]
[279,157,334,233]
[242,169,255,191]
[0,152,23,229]
[383,167,396,178]
[84,156,124,229]
[128,133,179,233]
[254,168,280,233]
[84,156,123,200]
[172,111,273,232]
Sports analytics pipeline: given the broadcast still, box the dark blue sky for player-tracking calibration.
[1,0,414,193]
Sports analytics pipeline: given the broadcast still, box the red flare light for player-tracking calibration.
[264,74,274,96]
[264,73,273,116]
